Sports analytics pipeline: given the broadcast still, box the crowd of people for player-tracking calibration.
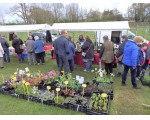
[0,30,150,89]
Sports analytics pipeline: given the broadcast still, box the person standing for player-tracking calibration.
[121,36,144,89]
[115,35,128,76]
[25,36,37,65]
[67,36,75,73]
[0,42,4,68]
[54,29,69,74]
[12,34,24,63]
[0,34,10,63]
[81,35,94,72]
[76,35,85,46]
[136,43,148,79]
[140,43,150,80]
[100,35,114,75]
[33,36,45,65]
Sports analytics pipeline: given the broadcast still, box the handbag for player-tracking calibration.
[82,44,92,57]
[20,44,24,49]
[82,52,86,57]
[117,54,123,62]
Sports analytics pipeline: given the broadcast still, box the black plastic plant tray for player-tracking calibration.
[68,103,87,113]
[86,95,110,115]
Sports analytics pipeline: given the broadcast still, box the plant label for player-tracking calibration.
[25,67,29,72]
[76,75,84,84]
[19,70,23,75]
[99,71,103,77]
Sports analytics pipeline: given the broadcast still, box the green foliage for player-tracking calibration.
[89,93,108,112]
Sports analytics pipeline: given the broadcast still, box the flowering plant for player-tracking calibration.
[91,68,114,83]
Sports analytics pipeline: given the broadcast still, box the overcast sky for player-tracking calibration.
[0,0,148,23]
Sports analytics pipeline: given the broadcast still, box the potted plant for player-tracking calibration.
[87,93,110,115]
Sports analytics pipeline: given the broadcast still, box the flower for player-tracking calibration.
[26,73,30,77]
[91,70,94,72]
[64,81,69,85]
[47,86,51,90]
[25,82,30,86]
[82,84,87,88]
[95,68,98,71]
[56,88,60,91]
[101,93,108,98]
[22,80,26,84]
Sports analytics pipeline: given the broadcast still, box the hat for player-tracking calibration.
[133,36,144,43]
[34,36,39,40]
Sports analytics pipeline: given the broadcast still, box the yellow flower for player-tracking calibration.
[101,93,108,98]
[22,80,26,84]
[25,82,30,86]
[56,88,60,91]
[61,71,64,75]
[82,84,87,88]
[13,77,17,81]
[47,86,51,90]
[64,81,69,85]
[26,73,30,77]
[14,72,17,75]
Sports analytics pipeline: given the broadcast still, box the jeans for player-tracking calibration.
[85,59,92,72]
[68,59,74,72]
[104,63,113,74]
[141,60,149,77]
[58,55,69,74]
[17,53,24,62]
[35,52,45,64]
[117,63,123,73]
[28,52,37,65]
[3,49,10,62]
[122,64,137,87]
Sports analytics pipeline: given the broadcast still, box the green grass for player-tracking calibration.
[0,52,150,115]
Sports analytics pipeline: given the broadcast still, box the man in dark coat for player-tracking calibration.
[115,35,128,76]
[12,34,24,62]
[54,29,69,74]
[0,34,10,63]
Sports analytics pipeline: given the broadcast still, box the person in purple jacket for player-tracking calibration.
[121,36,144,89]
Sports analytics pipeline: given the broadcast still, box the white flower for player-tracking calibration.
[91,70,94,72]
[95,68,98,71]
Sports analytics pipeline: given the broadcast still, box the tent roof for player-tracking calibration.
[52,21,130,31]
[0,24,52,32]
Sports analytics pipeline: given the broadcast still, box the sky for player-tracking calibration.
[0,0,148,23]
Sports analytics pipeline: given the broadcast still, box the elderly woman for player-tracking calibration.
[100,35,114,75]
[33,36,45,65]
[81,35,94,72]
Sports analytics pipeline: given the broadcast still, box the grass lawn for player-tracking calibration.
[0,51,150,115]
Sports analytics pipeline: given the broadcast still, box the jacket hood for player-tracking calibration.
[125,40,136,48]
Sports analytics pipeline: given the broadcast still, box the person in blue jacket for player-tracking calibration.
[121,36,144,89]
[33,36,45,65]
[54,29,69,74]
[67,36,75,73]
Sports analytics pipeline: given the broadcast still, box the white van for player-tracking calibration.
[95,30,148,45]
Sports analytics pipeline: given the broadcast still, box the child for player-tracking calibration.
[0,42,4,68]
[136,43,148,79]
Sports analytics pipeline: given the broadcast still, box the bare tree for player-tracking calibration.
[127,3,150,22]
[29,5,54,24]
[86,8,101,22]
[0,11,5,24]
[65,3,80,22]
[9,3,31,24]
[49,3,64,22]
